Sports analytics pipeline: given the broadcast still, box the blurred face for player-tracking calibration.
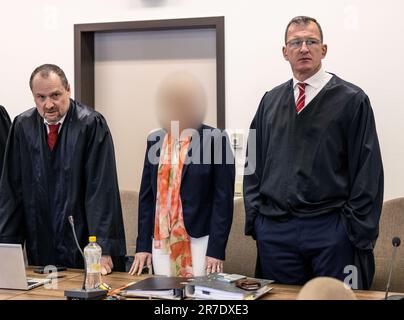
[31,72,71,124]
[156,73,206,134]
[283,21,327,81]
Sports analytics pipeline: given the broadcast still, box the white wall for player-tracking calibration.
[0,0,403,200]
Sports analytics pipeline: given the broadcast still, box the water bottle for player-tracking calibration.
[84,236,102,290]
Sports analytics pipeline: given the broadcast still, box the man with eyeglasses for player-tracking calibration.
[244,16,383,289]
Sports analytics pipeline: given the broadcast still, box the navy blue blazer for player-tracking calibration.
[135,124,235,260]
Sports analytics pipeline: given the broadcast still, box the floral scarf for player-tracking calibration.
[153,133,193,277]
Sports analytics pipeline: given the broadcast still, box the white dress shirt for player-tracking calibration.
[293,66,333,113]
[152,236,209,277]
[44,113,67,134]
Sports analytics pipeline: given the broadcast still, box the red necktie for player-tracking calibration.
[47,124,60,151]
[296,82,306,113]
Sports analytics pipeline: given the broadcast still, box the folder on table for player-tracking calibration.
[120,276,188,300]
[185,275,273,300]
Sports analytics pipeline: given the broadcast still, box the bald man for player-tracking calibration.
[297,277,357,300]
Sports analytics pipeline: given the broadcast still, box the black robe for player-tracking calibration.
[0,105,11,171]
[0,99,126,268]
[244,74,384,289]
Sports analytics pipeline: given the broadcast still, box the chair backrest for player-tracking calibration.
[225,197,257,277]
[120,190,139,256]
[371,197,404,292]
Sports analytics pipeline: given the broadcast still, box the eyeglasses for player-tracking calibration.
[286,38,321,49]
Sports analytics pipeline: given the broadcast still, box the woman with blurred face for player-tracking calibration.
[130,72,235,277]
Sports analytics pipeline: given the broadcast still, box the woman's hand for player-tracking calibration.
[205,256,224,275]
[129,252,152,276]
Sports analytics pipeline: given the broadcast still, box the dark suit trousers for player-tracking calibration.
[255,212,355,285]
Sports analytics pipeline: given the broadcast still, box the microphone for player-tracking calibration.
[64,215,107,300]
[384,236,404,300]
[68,216,87,290]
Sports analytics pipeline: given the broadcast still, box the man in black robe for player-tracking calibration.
[0,64,126,273]
[244,16,383,289]
[0,105,11,171]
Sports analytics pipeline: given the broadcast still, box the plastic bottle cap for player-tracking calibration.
[89,236,97,243]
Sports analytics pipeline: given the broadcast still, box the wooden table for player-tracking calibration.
[0,269,395,300]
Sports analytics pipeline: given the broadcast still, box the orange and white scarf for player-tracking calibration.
[153,134,193,277]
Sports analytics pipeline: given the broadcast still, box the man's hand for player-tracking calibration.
[129,252,152,276]
[205,256,224,275]
[100,255,114,275]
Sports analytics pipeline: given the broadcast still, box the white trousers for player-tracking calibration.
[152,236,209,277]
